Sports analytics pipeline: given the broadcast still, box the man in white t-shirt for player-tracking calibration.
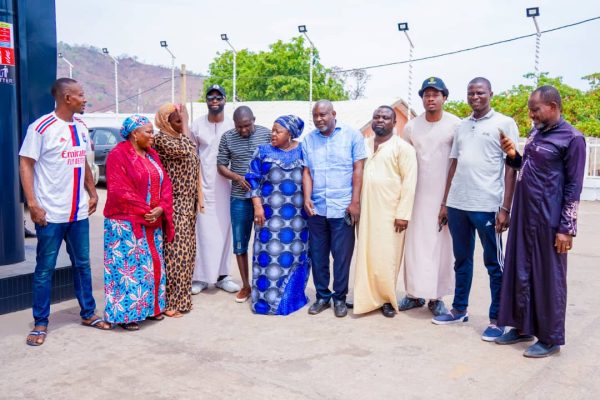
[19,78,111,346]
[432,77,519,343]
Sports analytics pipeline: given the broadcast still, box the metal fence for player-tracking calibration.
[518,137,600,178]
[587,138,600,178]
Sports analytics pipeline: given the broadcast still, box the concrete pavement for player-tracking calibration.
[1,189,599,399]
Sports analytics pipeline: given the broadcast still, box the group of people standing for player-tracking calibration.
[19,75,586,359]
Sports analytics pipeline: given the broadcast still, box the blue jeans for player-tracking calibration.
[307,215,355,302]
[33,219,96,326]
[230,197,254,255]
[447,207,503,320]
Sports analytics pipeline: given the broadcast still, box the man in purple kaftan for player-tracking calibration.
[495,85,586,358]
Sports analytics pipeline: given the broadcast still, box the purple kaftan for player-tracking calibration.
[498,119,586,345]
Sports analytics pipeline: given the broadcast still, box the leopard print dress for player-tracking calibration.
[154,132,200,312]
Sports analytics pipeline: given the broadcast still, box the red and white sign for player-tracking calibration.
[0,47,15,66]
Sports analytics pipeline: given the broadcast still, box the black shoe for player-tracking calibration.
[308,299,331,315]
[24,226,37,238]
[333,299,347,318]
[381,303,396,318]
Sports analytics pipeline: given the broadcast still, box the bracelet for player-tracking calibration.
[440,202,446,207]
[500,206,510,214]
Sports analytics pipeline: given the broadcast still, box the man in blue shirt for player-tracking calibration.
[302,100,367,317]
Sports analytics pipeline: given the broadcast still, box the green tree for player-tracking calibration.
[444,73,600,137]
[203,37,348,101]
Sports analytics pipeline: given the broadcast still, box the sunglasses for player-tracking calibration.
[206,95,224,101]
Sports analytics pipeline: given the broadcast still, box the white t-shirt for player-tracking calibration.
[446,109,520,212]
[19,112,91,223]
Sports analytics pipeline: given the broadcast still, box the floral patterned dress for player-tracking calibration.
[104,155,167,323]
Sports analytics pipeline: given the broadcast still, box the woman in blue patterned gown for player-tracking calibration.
[245,115,309,315]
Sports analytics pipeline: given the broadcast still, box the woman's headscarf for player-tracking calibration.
[274,115,304,139]
[120,114,151,139]
[155,103,180,137]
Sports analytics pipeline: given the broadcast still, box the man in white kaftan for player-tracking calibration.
[190,85,240,294]
[399,77,460,316]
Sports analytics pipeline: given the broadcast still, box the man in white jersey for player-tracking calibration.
[20,78,111,346]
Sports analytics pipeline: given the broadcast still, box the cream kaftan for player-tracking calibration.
[353,135,417,314]
[191,115,235,283]
[401,112,460,299]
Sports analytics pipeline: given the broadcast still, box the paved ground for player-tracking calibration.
[1,190,599,400]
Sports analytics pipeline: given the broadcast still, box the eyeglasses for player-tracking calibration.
[206,95,224,102]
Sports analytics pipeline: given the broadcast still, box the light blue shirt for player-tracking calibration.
[301,123,367,218]
[447,109,520,212]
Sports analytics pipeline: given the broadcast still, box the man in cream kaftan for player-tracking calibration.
[399,77,460,316]
[190,85,239,294]
[353,106,417,318]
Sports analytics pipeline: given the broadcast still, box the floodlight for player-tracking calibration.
[526,7,540,17]
[221,34,228,41]
[398,22,409,31]
[298,25,307,33]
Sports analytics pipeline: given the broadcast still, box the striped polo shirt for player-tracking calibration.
[217,125,271,198]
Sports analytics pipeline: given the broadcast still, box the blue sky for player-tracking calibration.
[56,0,600,109]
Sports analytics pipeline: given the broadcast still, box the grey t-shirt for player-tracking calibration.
[217,125,271,198]
[446,109,520,212]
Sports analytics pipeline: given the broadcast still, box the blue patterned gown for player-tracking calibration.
[103,155,167,324]
[246,143,310,315]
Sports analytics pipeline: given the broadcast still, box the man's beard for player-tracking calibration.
[373,127,389,136]
[208,104,224,115]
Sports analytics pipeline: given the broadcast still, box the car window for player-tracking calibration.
[106,131,118,145]
[92,129,110,146]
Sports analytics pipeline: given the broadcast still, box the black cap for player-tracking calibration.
[418,77,449,98]
[206,84,226,97]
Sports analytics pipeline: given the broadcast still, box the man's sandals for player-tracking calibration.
[26,327,47,346]
[81,315,113,330]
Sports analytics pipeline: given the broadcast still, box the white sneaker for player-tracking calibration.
[215,276,240,293]
[191,281,208,295]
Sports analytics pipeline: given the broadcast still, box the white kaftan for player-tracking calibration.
[191,115,235,283]
[401,112,460,299]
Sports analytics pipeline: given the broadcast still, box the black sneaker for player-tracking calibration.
[308,299,331,315]
[428,300,449,317]
[333,299,347,318]
[398,296,426,311]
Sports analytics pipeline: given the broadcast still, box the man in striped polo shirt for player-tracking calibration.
[217,106,271,302]
[19,78,111,346]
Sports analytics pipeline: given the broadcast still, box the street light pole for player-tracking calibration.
[526,7,542,84]
[398,22,414,120]
[221,34,237,107]
[102,48,119,115]
[160,41,176,103]
[298,25,315,124]
[58,52,74,78]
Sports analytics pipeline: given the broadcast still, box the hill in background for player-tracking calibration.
[57,42,206,113]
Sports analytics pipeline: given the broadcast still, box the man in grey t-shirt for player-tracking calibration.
[433,77,519,343]
[217,106,271,302]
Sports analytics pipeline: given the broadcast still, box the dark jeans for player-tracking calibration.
[33,219,96,326]
[230,197,254,255]
[447,207,503,320]
[307,215,355,302]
